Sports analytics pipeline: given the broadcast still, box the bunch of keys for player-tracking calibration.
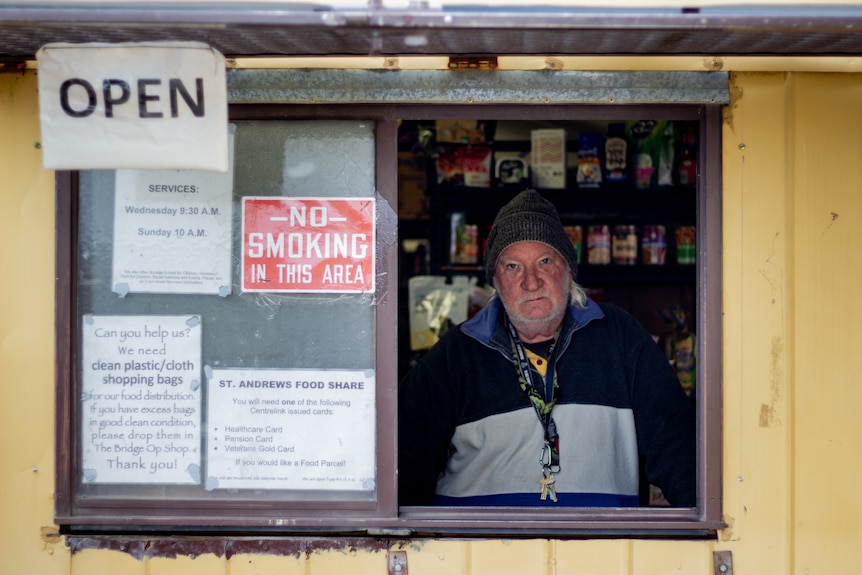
[539,441,559,502]
[539,467,557,502]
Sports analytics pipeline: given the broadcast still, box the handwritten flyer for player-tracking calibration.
[205,367,376,491]
[81,315,202,484]
[111,129,235,296]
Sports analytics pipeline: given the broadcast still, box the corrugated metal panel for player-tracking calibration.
[227,68,729,104]
[2,3,862,59]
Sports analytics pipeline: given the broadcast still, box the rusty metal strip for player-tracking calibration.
[227,69,729,105]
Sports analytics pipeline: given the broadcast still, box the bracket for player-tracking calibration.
[713,550,733,575]
[388,550,408,575]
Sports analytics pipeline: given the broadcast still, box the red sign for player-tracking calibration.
[242,197,375,293]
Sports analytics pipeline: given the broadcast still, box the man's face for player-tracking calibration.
[493,241,571,343]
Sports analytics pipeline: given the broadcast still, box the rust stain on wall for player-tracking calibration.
[758,403,772,427]
[66,536,401,561]
[718,513,737,542]
[40,526,62,554]
[760,336,785,428]
[824,211,839,234]
[723,72,744,129]
[770,336,785,425]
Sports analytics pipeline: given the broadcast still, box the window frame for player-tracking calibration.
[55,102,722,536]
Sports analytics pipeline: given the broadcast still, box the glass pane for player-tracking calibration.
[75,120,378,508]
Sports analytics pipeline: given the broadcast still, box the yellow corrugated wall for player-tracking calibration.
[2,66,862,574]
[0,69,62,568]
[787,73,862,572]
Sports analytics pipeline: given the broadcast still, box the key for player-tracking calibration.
[540,472,557,502]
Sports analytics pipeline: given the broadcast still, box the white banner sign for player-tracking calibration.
[36,42,228,171]
[206,368,376,491]
[81,315,203,485]
[111,129,235,297]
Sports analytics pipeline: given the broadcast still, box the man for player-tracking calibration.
[398,190,696,507]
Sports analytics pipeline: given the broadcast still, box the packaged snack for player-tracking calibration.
[435,119,486,144]
[531,129,566,189]
[612,225,638,265]
[660,305,696,398]
[626,120,670,189]
[658,123,675,187]
[676,123,698,186]
[587,225,611,265]
[564,225,583,264]
[495,154,529,185]
[435,145,463,185]
[454,224,479,264]
[455,146,492,187]
[604,123,628,185]
[408,276,474,350]
[675,226,696,264]
[576,133,603,188]
[641,225,667,265]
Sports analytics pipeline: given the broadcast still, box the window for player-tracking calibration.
[56,79,723,535]
[57,119,399,528]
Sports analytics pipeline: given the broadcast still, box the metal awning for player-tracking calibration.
[3,3,862,60]
[227,68,730,104]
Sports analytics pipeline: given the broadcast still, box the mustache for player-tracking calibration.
[515,291,551,305]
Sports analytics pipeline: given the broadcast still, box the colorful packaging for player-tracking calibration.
[676,123,698,186]
[454,224,479,264]
[449,212,467,264]
[675,226,696,264]
[660,305,696,398]
[641,225,667,265]
[587,225,611,265]
[494,152,529,185]
[604,123,628,184]
[564,225,584,264]
[626,120,670,190]
[408,275,475,350]
[576,133,603,188]
[435,145,463,185]
[531,129,567,189]
[612,225,638,265]
[435,119,486,144]
[658,123,675,187]
[455,146,492,187]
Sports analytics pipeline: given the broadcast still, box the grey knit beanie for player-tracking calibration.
[484,190,578,286]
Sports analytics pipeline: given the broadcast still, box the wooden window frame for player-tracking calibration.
[55,103,723,536]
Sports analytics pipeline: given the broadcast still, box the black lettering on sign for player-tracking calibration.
[102,79,131,118]
[58,77,207,119]
[169,78,204,118]
[60,78,97,118]
[138,78,163,119]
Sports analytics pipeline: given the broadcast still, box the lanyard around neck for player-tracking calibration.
[505,316,561,473]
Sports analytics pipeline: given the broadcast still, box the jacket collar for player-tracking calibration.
[460,294,604,348]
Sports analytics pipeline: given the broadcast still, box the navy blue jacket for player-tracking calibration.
[398,297,696,507]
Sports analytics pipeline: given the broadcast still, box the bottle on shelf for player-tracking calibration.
[604,122,628,186]
[676,124,698,187]
[612,225,638,265]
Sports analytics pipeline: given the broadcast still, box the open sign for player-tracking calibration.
[37,42,228,171]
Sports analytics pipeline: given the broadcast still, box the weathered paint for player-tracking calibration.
[3,60,862,574]
[67,537,397,559]
[225,69,730,105]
